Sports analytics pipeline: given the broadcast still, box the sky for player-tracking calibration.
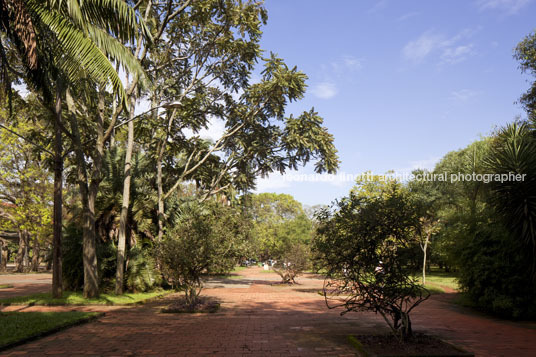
[249,0,536,206]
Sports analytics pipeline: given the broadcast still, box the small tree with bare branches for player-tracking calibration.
[314,180,430,341]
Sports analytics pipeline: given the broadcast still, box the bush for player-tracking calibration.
[272,243,310,283]
[62,223,160,293]
[314,181,429,341]
[157,201,245,308]
[61,224,116,292]
[457,223,536,319]
[125,246,161,292]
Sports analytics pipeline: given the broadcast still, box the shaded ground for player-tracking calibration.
[0,273,51,299]
[1,267,535,356]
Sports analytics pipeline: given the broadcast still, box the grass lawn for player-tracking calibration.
[0,311,100,349]
[231,266,247,272]
[0,284,13,289]
[423,285,445,294]
[422,271,459,290]
[0,290,169,306]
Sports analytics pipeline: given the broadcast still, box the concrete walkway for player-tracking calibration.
[1,268,536,356]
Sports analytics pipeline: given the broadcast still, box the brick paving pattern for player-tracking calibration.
[1,268,536,356]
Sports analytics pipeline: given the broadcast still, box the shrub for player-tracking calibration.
[457,223,536,319]
[157,201,245,308]
[62,223,160,293]
[314,182,429,341]
[272,243,310,283]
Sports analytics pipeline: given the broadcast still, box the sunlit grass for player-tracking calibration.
[0,284,13,289]
[422,271,459,290]
[0,290,169,306]
[0,311,99,349]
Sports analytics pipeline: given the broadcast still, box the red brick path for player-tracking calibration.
[1,268,536,356]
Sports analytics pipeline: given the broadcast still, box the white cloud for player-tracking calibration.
[393,157,441,174]
[450,89,479,102]
[402,29,478,65]
[329,55,363,74]
[397,11,420,22]
[198,117,226,141]
[367,0,388,14]
[342,55,363,70]
[255,173,291,191]
[440,44,476,65]
[311,82,338,99]
[402,32,444,63]
[476,0,531,14]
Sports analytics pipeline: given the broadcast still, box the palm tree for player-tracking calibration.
[485,122,536,276]
[1,0,150,297]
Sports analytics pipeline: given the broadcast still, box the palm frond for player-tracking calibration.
[86,23,148,87]
[28,0,128,106]
[50,0,152,43]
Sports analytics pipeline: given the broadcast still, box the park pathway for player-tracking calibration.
[1,268,536,356]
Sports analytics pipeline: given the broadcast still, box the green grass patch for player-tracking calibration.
[0,284,13,289]
[347,335,369,356]
[0,311,100,350]
[423,284,445,294]
[231,266,247,272]
[207,274,242,280]
[0,290,169,306]
[414,271,459,290]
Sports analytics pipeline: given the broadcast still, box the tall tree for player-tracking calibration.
[1,0,150,297]
[112,0,339,292]
[514,31,536,122]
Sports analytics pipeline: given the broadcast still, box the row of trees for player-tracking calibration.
[0,1,339,299]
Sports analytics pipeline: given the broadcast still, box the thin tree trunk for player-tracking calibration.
[66,91,99,298]
[52,85,63,298]
[31,237,40,272]
[15,230,26,272]
[115,96,135,294]
[22,231,29,268]
[422,233,430,285]
[0,240,7,272]
[156,140,165,242]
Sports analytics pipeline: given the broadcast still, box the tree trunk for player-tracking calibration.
[22,231,29,268]
[52,85,63,298]
[66,92,99,298]
[0,240,7,272]
[31,236,40,271]
[115,96,135,294]
[422,233,430,285]
[15,231,27,272]
[156,141,165,242]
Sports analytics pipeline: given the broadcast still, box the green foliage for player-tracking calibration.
[125,246,161,293]
[158,200,247,307]
[62,221,159,293]
[514,31,536,121]
[456,223,536,319]
[272,243,310,284]
[314,179,428,341]
[0,96,52,256]
[61,223,116,291]
[248,193,313,262]
[484,122,536,270]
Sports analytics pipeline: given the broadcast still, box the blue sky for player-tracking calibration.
[253,0,536,206]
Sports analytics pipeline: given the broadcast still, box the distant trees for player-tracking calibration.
[0,96,52,273]
[247,193,313,282]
